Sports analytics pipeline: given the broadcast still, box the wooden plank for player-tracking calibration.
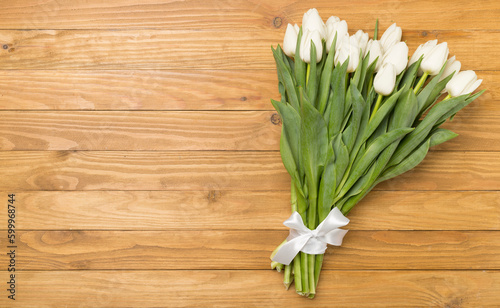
[0,0,498,30]
[0,69,277,110]
[4,230,498,270]
[0,108,496,151]
[2,270,498,307]
[0,29,497,70]
[0,69,495,111]
[0,151,499,191]
[2,190,498,231]
[0,111,282,151]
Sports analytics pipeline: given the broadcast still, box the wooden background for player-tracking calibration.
[0,0,499,307]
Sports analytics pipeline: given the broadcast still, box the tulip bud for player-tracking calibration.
[364,39,383,72]
[445,70,482,97]
[408,39,437,71]
[334,34,360,72]
[283,23,300,57]
[380,23,402,52]
[374,63,397,96]
[421,42,449,75]
[353,30,369,54]
[302,8,327,40]
[300,29,323,63]
[326,16,340,26]
[326,20,348,53]
[382,41,409,75]
[438,55,461,82]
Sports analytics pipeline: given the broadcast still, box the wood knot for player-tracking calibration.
[207,190,220,203]
[240,96,247,101]
[271,113,282,125]
[273,17,283,28]
[421,31,428,37]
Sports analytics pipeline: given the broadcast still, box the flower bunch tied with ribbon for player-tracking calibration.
[270,8,484,298]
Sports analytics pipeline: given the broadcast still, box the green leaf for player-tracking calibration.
[307,42,318,105]
[294,28,306,89]
[399,56,422,93]
[336,127,414,200]
[388,94,470,167]
[416,62,447,113]
[318,142,336,221]
[417,73,455,120]
[271,99,304,192]
[389,88,419,130]
[351,51,368,91]
[317,34,337,114]
[299,88,329,198]
[361,56,378,98]
[378,139,431,183]
[333,133,350,188]
[337,159,377,209]
[328,60,349,137]
[342,85,365,153]
[435,90,485,124]
[272,47,299,111]
[429,128,458,147]
[364,88,403,142]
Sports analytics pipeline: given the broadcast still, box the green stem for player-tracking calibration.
[300,252,310,295]
[283,263,293,290]
[314,254,324,287]
[308,254,316,295]
[443,93,452,100]
[294,254,303,293]
[369,94,383,122]
[273,262,284,272]
[306,63,311,87]
[290,181,302,293]
[291,181,298,212]
[414,72,429,94]
[374,19,379,40]
[306,193,317,295]
[367,73,374,95]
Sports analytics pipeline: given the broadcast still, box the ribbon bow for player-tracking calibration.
[272,207,349,265]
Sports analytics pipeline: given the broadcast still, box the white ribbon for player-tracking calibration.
[272,207,349,265]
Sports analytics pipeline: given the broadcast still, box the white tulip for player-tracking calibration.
[334,34,360,73]
[438,55,461,82]
[408,39,437,70]
[326,19,348,53]
[300,29,323,63]
[326,16,340,27]
[364,39,383,72]
[283,23,300,57]
[382,41,409,75]
[380,23,402,52]
[353,30,369,54]
[302,8,327,40]
[421,42,449,76]
[374,62,397,96]
[445,70,482,97]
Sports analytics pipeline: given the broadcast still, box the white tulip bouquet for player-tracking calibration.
[269,8,484,298]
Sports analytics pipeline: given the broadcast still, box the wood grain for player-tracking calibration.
[0,1,497,306]
[0,29,498,69]
[0,108,497,151]
[0,70,496,111]
[4,230,498,270]
[0,151,498,191]
[0,70,277,110]
[0,0,498,30]
[0,111,282,151]
[1,191,498,231]
[1,270,498,307]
